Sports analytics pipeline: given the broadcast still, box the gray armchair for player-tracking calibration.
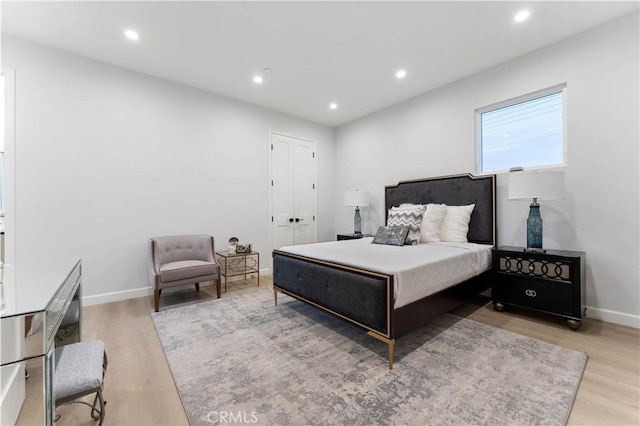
[149,235,221,312]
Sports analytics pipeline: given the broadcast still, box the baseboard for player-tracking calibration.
[586,306,640,329]
[83,268,272,307]
[83,286,154,306]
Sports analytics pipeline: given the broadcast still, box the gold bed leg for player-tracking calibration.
[367,331,396,370]
[273,288,278,305]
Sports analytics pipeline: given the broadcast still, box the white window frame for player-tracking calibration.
[475,84,568,174]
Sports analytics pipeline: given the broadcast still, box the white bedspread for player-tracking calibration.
[278,238,492,309]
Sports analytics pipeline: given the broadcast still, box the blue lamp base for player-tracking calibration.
[526,202,544,252]
[354,207,362,235]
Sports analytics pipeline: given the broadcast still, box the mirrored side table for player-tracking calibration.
[215,251,259,291]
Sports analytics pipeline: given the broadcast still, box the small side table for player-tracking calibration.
[215,251,260,291]
[492,246,586,330]
[337,233,373,241]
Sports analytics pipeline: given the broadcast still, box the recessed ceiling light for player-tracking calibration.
[396,69,407,79]
[514,10,530,23]
[329,103,338,110]
[253,75,263,84]
[124,29,139,41]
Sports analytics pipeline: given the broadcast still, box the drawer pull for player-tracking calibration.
[525,289,537,297]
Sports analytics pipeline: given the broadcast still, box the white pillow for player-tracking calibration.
[420,204,447,243]
[439,204,475,243]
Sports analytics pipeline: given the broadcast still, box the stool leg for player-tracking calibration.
[91,392,100,419]
[90,389,106,426]
[92,349,108,424]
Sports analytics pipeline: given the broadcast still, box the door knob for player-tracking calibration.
[295,218,304,222]
[288,218,294,223]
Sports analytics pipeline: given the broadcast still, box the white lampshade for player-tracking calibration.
[509,171,565,200]
[345,190,369,207]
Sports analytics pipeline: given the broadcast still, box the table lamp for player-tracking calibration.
[345,190,369,235]
[509,171,564,252]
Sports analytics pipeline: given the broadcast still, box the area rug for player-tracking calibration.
[151,287,587,425]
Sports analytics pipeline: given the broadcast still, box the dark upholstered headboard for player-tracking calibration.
[385,174,496,246]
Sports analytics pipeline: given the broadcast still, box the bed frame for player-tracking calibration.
[272,173,496,369]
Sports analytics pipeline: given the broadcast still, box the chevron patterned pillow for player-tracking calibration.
[387,206,426,245]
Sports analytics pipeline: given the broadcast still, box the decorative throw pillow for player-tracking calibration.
[420,203,448,243]
[372,225,410,246]
[439,204,475,243]
[387,206,426,245]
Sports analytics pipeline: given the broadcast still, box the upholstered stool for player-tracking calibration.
[54,340,108,425]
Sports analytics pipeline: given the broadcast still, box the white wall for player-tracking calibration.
[2,36,335,304]
[335,13,640,327]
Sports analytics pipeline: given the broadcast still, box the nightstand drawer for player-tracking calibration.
[497,255,573,284]
[495,277,573,316]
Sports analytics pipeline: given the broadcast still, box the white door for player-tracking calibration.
[270,132,316,251]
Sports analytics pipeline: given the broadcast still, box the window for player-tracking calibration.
[476,85,566,173]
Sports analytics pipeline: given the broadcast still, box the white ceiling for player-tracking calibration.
[2,1,638,127]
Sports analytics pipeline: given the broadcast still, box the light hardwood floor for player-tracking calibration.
[18,276,639,425]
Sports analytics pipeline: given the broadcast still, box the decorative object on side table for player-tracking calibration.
[492,246,586,330]
[228,237,239,253]
[235,243,252,253]
[345,189,369,235]
[509,170,564,252]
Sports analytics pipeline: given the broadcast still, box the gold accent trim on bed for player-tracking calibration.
[272,250,392,337]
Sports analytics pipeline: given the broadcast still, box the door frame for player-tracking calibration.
[268,130,317,271]
[1,67,15,265]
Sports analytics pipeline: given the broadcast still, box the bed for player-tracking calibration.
[272,173,496,369]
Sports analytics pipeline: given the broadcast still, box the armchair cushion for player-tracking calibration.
[160,260,218,283]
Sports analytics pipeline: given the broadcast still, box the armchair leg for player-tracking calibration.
[216,278,221,298]
[154,289,161,312]
[195,283,200,292]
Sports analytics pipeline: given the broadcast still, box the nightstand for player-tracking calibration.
[215,250,260,292]
[492,246,586,330]
[337,233,373,241]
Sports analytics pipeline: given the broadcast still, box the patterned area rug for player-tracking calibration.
[151,287,587,425]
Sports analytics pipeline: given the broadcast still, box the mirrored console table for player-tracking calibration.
[0,259,82,425]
